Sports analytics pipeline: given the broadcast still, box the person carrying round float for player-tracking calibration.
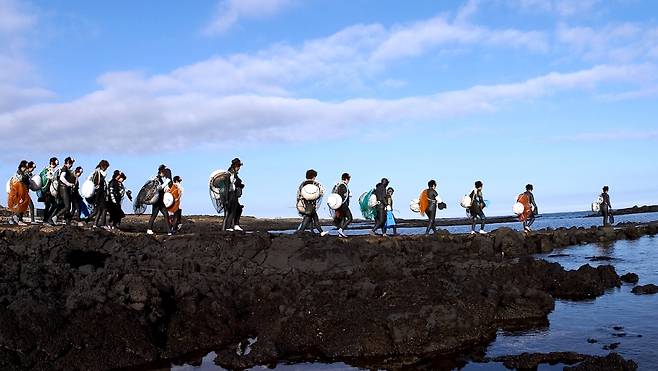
[54,157,76,225]
[23,161,38,224]
[90,160,110,229]
[39,157,59,225]
[517,184,539,232]
[223,158,245,232]
[600,186,613,227]
[332,172,352,238]
[385,187,398,236]
[167,176,183,233]
[70,166,85,225]
[370,178,389,237]
[296,169,328,236]
[423,180,444,235]
[7,160,30,226]
[469,180,487,234]
[24,161,37,224]
[107,170,131,230]
[147,165,173,235]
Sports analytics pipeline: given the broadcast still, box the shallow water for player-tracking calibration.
[171,213,658,370]
[471,235,658,370]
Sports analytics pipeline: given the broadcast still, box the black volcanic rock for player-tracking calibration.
[631,284,658,295]
[0,218,654,370]
[620,273,639,284]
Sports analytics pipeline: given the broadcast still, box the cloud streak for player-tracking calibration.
[203,0,294,35]
[0,64,651,154]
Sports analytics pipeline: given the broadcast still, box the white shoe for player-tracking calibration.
[167,232,172,236]
[382,234,388,237]
[226,228,234,232]
[479,230,488,234]
[234,225,243,231]
[470,231,477,235]
[177,224,182,231]
[147,229,154,235]
[320,231,329,237]
[338,229,347,238]
[51,216,58,224]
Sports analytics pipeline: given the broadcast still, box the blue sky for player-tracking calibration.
[1,0,658,218]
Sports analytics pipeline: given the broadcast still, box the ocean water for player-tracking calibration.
[169,213,658,370]
[272,211,658,236]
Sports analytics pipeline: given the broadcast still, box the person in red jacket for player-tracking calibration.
[167,176,183,233]
[8,160,30,226]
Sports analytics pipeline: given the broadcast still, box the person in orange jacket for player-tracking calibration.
[167,176,183,233]
[8,160,31,226]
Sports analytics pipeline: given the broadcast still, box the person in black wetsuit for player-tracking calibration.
[370,178,389,237]
[147,165,173,235]
[522,184,539,232]
[24,161,37,224]
[70,166,84,225]
[223,158,245,232]
[425,180,443,235]
[601,186,612,227]
[469,180,487,234]
[108,171,131,230]
[334,173,352,238]
[39,157,59,225]
[55,157,76,225]
[296,169,327,236]
[91,160,110,229]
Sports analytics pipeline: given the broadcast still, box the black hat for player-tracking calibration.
[231,158,243,167]
[158,164,166,172]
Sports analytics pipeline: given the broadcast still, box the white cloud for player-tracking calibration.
[512,0,600,17]
[0,0,35,35]
[597,86,658,101]
[554,0,600,17]
[204,0,294,35]
[370,15,548,62]
[0,64,651,154]
[1,2,655,156]
[0,0,51,112]
[557,22,658,63]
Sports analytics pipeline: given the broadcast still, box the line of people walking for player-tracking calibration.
[5,157,185,235]
[7,157,614,237]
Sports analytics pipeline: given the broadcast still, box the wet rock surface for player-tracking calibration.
[631,284,658,295]
[620,272,639,284]
[0,220,656,370]
[492,352,637,370]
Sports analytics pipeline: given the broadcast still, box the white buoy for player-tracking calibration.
[326,193,343,210]
[29,175,42,191]
[300,183,322,201]
[460,195,472,208]
[163,192,175,208]
[80,179,95,198]
[513,202,525,215]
